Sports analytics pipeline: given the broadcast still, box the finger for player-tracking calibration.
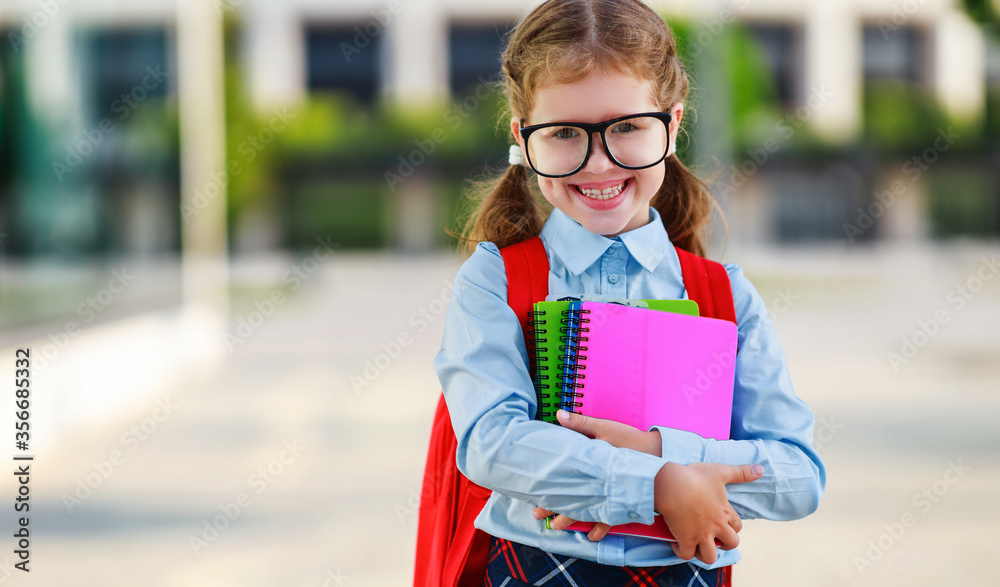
[724,463,764,484]
[670,539,695,561]
[532,508,556,520]
[547,515,577,531]
[587,523,611,542]
[716,525,740,551]
[695,540,719,565]
[556,409,598,437]
[728,511,743,534]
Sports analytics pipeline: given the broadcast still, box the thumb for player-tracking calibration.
[556,409,594,434]
[725,464,764,484]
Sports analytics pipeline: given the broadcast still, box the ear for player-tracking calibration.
[667,102,684,147]
[510,117,524,149]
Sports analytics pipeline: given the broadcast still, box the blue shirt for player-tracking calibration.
[434,207,826,569]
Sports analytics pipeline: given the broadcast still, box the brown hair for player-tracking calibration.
[460,0,721,257]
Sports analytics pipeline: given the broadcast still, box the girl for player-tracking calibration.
[433,0,826,583]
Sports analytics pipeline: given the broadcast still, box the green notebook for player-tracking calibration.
[528,298,699,423]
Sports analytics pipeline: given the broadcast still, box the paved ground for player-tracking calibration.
[1,242,998,585]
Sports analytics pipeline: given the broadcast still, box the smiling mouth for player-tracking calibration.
[574,179,629,200]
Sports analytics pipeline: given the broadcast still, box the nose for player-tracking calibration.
[579,132,615,174]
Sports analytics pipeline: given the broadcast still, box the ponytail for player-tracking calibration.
[652,155,722,258]
[458,164,545,254]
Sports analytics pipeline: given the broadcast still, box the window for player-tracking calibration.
[83,27,171,122]
[0,30,21,256]
[448,23,510,95]
[745,23,803,108]
[985,34,1000,140]
[305,25,381,102]
[862,24,928,84]
[78,26,178,257]
[987,34,1000,88]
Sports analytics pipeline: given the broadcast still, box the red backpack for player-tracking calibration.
[414,236,737,587]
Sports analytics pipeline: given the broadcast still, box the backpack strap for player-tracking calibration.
[500,236,550,334]
[500,236,550,382]
[674,247,737,325]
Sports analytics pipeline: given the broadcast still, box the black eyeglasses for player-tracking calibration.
[519,112,672,178]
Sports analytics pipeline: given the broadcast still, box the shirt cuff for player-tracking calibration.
[604,448,665,526]
[652,426,709,465]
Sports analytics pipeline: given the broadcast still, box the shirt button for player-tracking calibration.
[628,512,640,520]
[608,275,620,284]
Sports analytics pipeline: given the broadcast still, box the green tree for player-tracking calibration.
[960,0,1000,26]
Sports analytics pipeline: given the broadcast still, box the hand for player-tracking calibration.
[531,507,612,542]
[530,410,659,542]
[654,462,763,565]
[556,409,661,456]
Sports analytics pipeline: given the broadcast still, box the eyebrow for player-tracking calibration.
[524,111,661,126]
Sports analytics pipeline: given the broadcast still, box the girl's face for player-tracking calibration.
[512,68,683,238]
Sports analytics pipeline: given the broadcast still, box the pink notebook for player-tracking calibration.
[560,300,737,439]
[559,300,737,542]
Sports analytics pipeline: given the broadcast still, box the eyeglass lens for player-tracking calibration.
[525,115,668,176]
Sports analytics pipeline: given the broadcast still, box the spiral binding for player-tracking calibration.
[558,306,590,412]
[527,308,555,421]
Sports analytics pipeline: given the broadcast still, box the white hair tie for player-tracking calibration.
[509,144,525,166]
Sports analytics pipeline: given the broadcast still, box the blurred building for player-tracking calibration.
[1,0,998,260]
[249,0,990,139]
[1,1,179,259]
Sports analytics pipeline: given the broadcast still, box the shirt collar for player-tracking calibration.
[540,207,672,275]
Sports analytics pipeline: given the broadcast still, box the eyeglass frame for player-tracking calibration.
[517,111,674,178]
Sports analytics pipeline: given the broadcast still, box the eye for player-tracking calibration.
[610,121,640,134]
[549,126,580,140]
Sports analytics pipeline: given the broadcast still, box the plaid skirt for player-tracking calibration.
[484,537,731,587]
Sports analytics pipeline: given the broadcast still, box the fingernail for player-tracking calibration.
[752,464,764,476]
[556,409,569,423]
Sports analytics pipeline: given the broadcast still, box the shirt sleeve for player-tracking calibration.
[651,264,826,521]
[434,242,667,526]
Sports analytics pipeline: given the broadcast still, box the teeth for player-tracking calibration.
[578,180,627,200]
